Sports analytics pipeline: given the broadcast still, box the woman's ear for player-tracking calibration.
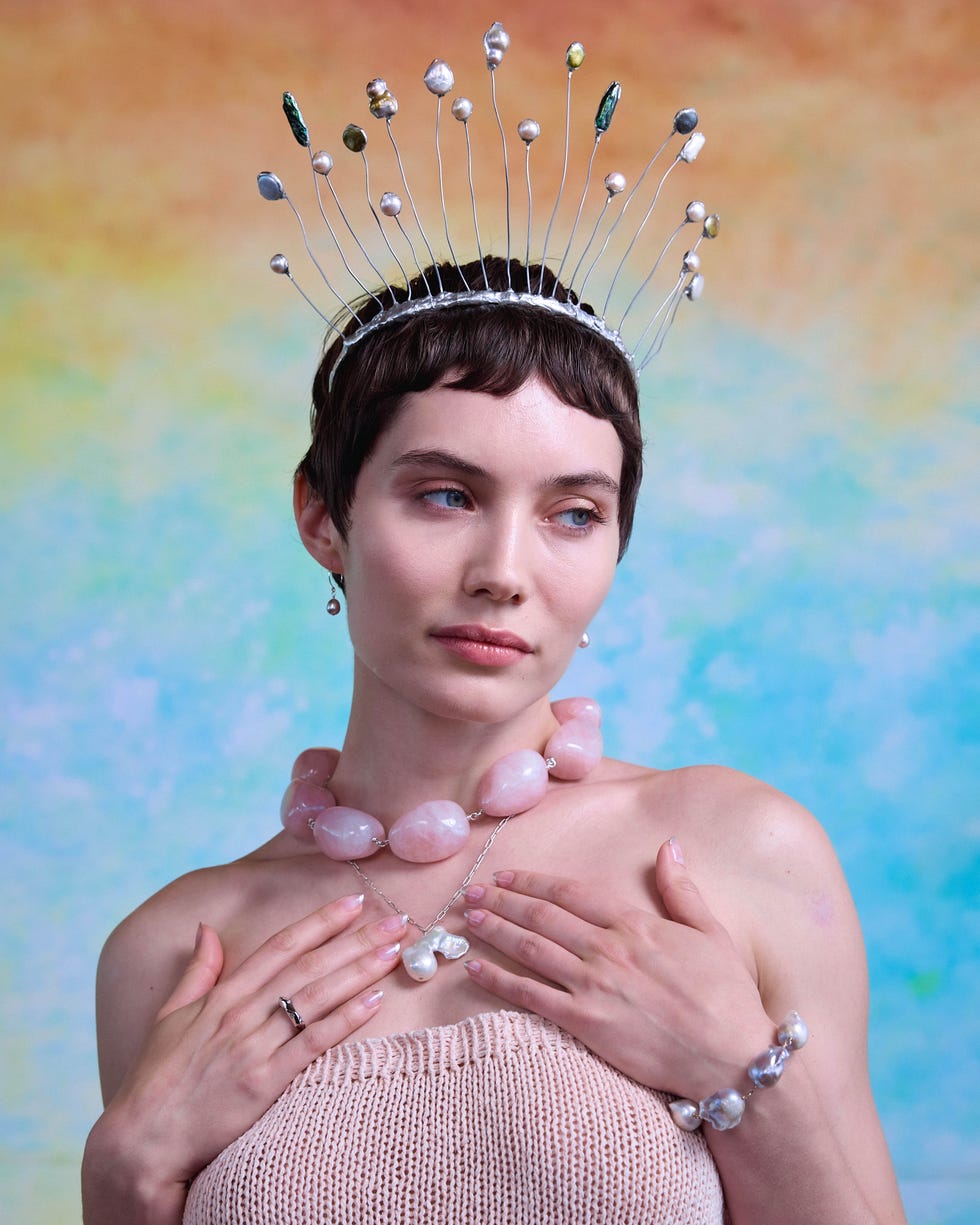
[294,473,346,574]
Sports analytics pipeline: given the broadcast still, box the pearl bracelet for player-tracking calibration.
[669,1011,809,1132]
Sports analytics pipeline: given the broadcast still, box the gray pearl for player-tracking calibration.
[269,254,290,275]
[424,59,454,96]
[699,1088,745,1131]
[380,192,402,217]
[777,1011,810,1050]
[669,1099,703,1131]
[517,118,540,144]
[452,97,473,122]
[257,172,285,201]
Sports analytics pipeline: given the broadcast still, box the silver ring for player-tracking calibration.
[278,995,305,1032]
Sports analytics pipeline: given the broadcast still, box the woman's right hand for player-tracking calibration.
[82,893,404,1223]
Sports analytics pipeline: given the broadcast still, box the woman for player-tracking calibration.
[81,242,906,1224]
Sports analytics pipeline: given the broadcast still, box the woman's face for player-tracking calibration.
[329,376,623,724]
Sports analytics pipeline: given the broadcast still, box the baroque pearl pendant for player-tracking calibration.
[401,926,470,982]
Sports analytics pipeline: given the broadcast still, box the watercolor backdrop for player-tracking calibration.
[1,0,977,1220]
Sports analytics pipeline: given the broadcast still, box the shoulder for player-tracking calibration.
[95,859,254,1101]
[626,762,838,881]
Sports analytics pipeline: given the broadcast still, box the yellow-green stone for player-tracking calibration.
[566,42,585,70]
[703,214,720,239]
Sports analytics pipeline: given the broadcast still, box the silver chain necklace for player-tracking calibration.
[347,815,511,982]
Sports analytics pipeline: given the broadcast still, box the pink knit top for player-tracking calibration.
[184,1009,724,1224]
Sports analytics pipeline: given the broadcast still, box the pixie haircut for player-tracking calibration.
[297,256,644,566]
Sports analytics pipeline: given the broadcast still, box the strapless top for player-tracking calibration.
[184,1009,724,1224]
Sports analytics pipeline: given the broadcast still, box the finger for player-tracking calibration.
[463,905,582,984]
[229,892,368,997]
[266,972,393,1082]
[156,923,224,1021]
[654,838,724,934]
[487,870,621,927]
[273,921,407,1033]
[463,957,572,1025]
[464,883,598,959]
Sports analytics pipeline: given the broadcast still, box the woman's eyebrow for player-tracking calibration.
[545,471,621,496]
[392,450,620,496]
[391,448,488,478]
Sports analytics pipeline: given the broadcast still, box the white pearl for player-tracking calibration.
[684,273,704,301]
[311,150,333,176]
[604,172,626,196]
[402,941,438,982]
[517,118,540,144]
[679,132,706,163]
[452,97,473,122]
[686,200,706,222]
[682,250,700,272]
[380,192,402,217]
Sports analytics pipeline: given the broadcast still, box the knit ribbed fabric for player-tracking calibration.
[184,1009,724,1225]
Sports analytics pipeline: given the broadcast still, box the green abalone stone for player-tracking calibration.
[282,92,310,148]
[594,82,621,133]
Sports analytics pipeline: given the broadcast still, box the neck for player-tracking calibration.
[327,660,559,824]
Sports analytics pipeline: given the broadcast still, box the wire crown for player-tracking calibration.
[258,21,719,386]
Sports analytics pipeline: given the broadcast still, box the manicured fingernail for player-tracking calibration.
[377,943,401,961]
[493,871,515,887]
[464,909,486,927]
[464,884,486,902]
[464,960,483,976]
[669,837,685,865]
[339,893,365,910]
[380,913,409,933]
[361,988,384,1008]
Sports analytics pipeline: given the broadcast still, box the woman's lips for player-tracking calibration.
[431,624,532,667]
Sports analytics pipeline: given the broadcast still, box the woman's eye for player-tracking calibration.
[556,506,597,529]
[423,488,469,509]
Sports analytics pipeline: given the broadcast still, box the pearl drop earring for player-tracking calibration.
[326,577,341,616]
[578,631,591,649]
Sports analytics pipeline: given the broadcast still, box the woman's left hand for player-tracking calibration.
[461,837,773,1098]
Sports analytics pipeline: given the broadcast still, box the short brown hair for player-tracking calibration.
[298,256,643,564]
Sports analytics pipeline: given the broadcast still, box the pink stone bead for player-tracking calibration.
[388,801,470,863]
[546,717,603,780]
[479,749,549,816]
[551,696,602,727]
[280,779,336,840]
[311,807,385,859]
[290,746,340,785]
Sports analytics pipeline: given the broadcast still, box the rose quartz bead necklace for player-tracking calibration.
[280,697,603,864]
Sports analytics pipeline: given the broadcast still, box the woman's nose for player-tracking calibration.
[462,512,531,605]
